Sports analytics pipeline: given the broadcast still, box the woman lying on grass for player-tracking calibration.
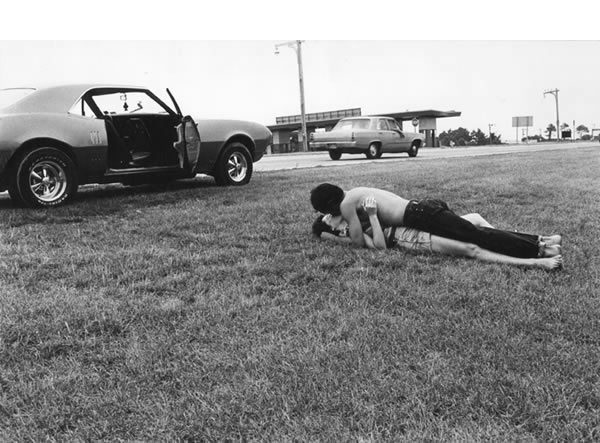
[312,197,563,271]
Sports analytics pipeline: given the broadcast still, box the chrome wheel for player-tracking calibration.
[366,143,381,159]
[408,143,419,157]
[329,150,342,160]
[227,152,248,183]
[29,160,68,203]
[215,142,253,186]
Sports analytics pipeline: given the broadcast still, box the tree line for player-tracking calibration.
[439,124,595,147]
[546,123,593,141]
[438,128,501,147]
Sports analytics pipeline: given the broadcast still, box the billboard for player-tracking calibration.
[512,116,533,127]
[418,117,436,130]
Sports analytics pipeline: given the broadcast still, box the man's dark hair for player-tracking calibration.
[310,183,344,216]
[312,214,340,238]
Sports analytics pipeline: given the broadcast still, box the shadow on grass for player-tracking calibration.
[0,176,219,225]
[75,175,217,203]
[327,154,414,163]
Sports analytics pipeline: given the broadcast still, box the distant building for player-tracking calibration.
[267,108,461,153]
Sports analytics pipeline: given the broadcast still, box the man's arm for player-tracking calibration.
[340,200,365,247]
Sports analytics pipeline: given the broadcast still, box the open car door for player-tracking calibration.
[166,89,201,173]
[173,115,201,172]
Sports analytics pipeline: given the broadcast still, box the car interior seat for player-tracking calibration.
[125,118,153,166]
[105,117,133,168]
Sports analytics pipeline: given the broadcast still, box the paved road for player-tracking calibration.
[255,141,597,172]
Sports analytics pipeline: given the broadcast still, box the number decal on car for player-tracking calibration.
[89,131,102,145]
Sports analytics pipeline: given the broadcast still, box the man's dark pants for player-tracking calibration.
[403,199,540,258]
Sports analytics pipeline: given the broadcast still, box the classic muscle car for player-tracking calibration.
[309,116,424,160]
[0,84,272,207]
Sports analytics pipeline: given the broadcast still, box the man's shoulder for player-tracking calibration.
[341,188,366,207]
[345,187,373,198]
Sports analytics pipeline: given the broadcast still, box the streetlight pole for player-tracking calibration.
[275,40,309,152]
[488,123,494,145]
[544,88,560,141]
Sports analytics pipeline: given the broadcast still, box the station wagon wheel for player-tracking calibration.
[15,147,78,207]
[408,142,419,158]
[329,150,342,160]
[215,142,253,186]
[365,143,382,159]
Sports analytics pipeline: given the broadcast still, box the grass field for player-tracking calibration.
[1,146,599,440]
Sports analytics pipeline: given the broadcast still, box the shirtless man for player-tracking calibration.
[310,183,561,259]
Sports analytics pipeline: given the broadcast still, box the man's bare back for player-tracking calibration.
[340,187,409,246]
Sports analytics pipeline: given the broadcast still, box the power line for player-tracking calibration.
[544,89,560,141]
[274,40,308,152]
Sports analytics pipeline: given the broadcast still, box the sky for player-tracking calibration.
[1,2,599,143]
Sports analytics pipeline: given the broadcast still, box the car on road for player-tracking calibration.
[0,84,272,207]
[309,116,424,160]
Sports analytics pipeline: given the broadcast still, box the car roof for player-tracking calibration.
[1,84,147,114]
[340,116,390,121]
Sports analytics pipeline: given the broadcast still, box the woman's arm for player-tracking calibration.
[341,200,366,247]
[362,197,387,250]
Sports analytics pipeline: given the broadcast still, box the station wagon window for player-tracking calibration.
[68,98,96,118]
[333,118,370,130]
[376,119,390,130]
[387,119,401,131]
[90,91,169,116]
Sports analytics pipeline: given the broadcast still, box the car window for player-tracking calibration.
[90,91,169,116]
[333,119,370,130]
[377,119,390,130]
[387,119,401,131]
[68,98,97,118]
[0,88,35,110]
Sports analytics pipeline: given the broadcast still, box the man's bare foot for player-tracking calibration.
[543,244,561,257]
[537,255,563,271]
[541,235,562,246]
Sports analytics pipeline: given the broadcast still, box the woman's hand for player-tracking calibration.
[362,196,378,216]
[362,196,386,250]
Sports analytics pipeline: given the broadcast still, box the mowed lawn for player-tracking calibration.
[1,146,599,440]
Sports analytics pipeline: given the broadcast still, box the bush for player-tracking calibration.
[438,127,502,147]
[522,135,543,142]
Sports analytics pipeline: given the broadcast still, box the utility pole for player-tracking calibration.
[544,89,560,141]
[275,40,308,152]
[488,123,494,144]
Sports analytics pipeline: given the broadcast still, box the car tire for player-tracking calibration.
[365,143,382,159]
[408,142,419,158]
[215,142,253,186]
[7,171,24,206]
[15,147,78,208]
[329,150,342,160]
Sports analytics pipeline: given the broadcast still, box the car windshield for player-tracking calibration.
[333,118,370,130]
[91,91,169,116]
[0,88,36,111]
